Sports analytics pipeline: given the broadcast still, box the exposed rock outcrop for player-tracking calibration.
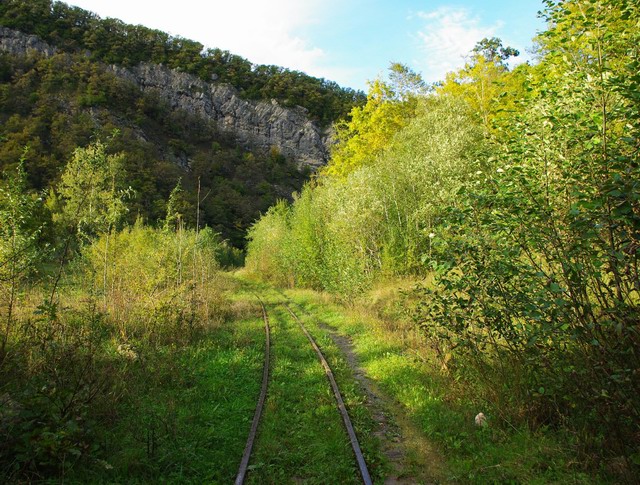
[0,26,329,168]
[110,63,329,168]
[0,26,57,58]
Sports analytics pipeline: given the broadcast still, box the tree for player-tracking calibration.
[56,139,128,240]
[324,65,424,178]
[164,178,194,232]
[388,62,427,101]
[0,150,44,362]
[437,37,523,130]
[50,138,130,303]
[472,36,519,63]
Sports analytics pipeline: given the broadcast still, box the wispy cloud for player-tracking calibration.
[412,7,502,82]
[197,0,328,74]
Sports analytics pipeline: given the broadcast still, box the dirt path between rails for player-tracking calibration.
[317,321,441,485]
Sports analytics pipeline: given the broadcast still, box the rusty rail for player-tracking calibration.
[234,295,271,485]
[283,303,373,485]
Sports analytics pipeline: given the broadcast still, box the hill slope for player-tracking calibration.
[0,1,364,246]
[0,0,364,126]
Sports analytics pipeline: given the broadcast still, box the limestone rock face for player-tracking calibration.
[0,26,57,57]
[0,27,329,168]
[110,63,329,168]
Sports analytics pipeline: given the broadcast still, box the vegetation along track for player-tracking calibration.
[283,302,373,485]
[236,292,373,484]
[235,295,271,485]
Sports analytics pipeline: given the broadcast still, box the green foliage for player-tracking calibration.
[248,71,471,293]
[0,0,364,125]
[0,151,46,360]
[163,178,190,232]
[0,51,307,247]
[84,222,225,330]
[247,0,640,478]
[387,62,428,101]
[325,65,424,178]
[247,96,483,295]
[436,42,522,130]
[0,141,236,482]
[245,199,292,286]
[472,36,519,63]
[0,154,43,280]
[367,97,485,272]
[414,0,640,476]
[0,219,231,481]
[55,138,129,240]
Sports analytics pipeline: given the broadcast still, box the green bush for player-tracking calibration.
[413,0,640,474]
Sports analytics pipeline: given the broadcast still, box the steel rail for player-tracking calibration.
[234,295,271,485]
[283,303,373,485]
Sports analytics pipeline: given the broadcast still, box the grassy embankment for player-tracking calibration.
[277,282,597,484]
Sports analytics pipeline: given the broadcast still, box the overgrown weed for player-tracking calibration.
[0,224,233,482]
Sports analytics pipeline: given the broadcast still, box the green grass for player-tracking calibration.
[295,310,386,482]
[284,288,595,484]
[44,274,597,483]
[67,313,266,484]
[55,278,385,484]
[245,288,384,484]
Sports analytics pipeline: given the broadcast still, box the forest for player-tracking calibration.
[1,0,639,483]
[246,0,640,480]
[0,33,313,248]
[0,0,365,126]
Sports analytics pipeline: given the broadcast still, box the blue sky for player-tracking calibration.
[66,0,546,91]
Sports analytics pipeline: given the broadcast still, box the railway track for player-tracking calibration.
[235,293,372,485]
[234,295,271,485]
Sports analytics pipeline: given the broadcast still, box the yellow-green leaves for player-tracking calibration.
[324,65,425,179]
[55,139,129,240]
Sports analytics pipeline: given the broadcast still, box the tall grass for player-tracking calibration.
[0,222,230,481]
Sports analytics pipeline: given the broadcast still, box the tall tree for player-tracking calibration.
[324,65,424,178]
[437,37,521,130]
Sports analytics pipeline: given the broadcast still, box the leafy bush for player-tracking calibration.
[413,0,640,475]
[246,95,483,295]
[1,220,231,481]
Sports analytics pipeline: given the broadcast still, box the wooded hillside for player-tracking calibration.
[0,0,365,126]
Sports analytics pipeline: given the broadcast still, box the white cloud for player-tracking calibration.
[413,7,502,82]
[67,0,335,78]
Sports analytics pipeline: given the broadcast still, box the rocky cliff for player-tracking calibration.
[0,26,329,168]
[0,26,58,57]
